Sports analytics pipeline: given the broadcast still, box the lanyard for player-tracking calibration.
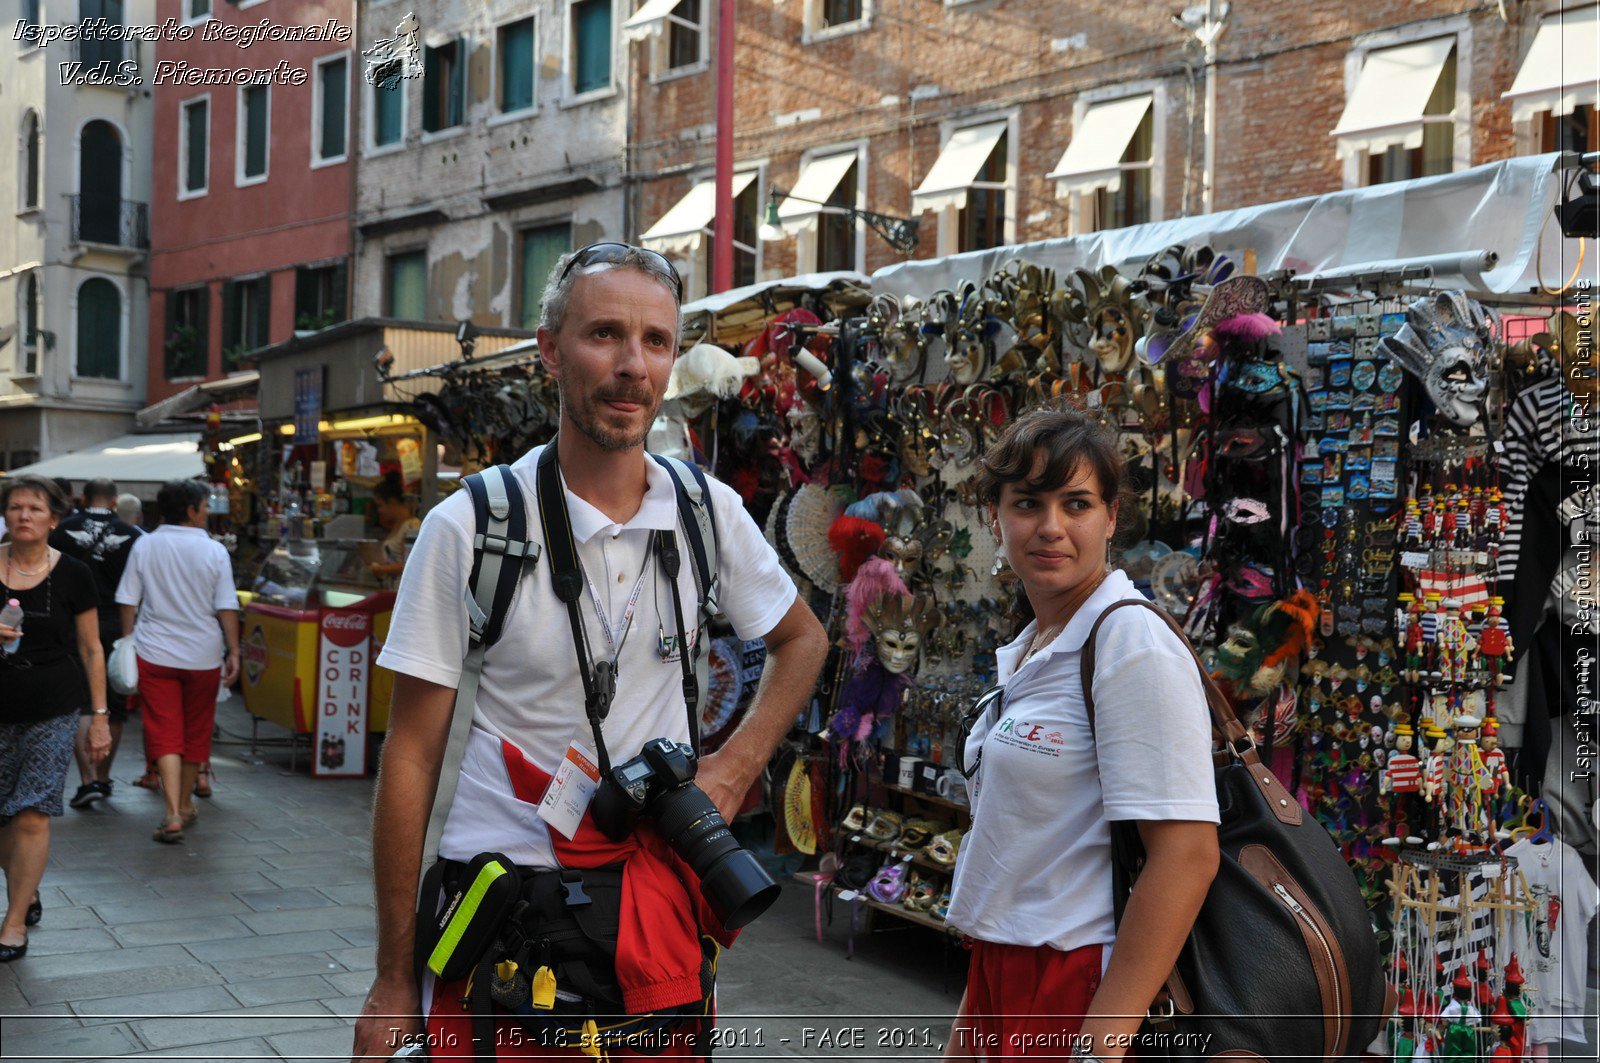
[579,536,655,663]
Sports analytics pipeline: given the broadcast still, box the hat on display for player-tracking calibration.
[1162,275,1272,365]
[664,343,760,402]
[1503,955,1525,986]
[1475,948,1491,972]
[1452,967,1472,990]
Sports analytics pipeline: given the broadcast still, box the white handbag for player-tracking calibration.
[107,636,139,696]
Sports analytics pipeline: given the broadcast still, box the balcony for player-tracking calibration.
[67,35,141,89]
[70,195,148,250]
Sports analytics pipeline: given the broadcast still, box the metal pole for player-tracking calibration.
[712,0,735,293]
[1202,0,1219,216]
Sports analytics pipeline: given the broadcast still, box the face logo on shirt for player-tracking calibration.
[993,717,1066,756]
[657,626,700,664]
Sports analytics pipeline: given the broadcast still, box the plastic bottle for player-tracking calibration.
[0,598,22,654]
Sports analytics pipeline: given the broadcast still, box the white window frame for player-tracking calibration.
[69,272,130,385]
[235,82,271,188]
[20,0,45,51]
[563,0,619,107]
[183,0,213,26]
[237,0,269,9]
[311,51,351,168]
[178,94,210,200]
[794,141,868,274]
[18,108,42,214]
[932,111,1018,258]
[419,34,468,143]
[650,0,710,84]
[365,58,411,157]
[1509,0,1592,157]
[491,14,539,123]
[1065,81,1168,237]
[1340,16,1473,190]
[803,0,874,45]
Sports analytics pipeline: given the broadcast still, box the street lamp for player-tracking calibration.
[758,189,921,255]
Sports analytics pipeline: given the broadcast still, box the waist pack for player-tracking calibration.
[416,856,714,1061]
[1082,600,1392,1063]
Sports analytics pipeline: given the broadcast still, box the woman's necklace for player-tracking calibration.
[4,546,47,577]
[1021,570,1111,665]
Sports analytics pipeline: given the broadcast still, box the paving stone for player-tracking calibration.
[144,869,280,897]
[185,928,354,962]
[80,1034,277,1061]
[211,950,347,983]
[130,1000,342,1050]
[19,904,104,931]
[7,942,193,982]
[2,1001,80,1033]
[324,969,377,996]
[334,923,377,947]
[73,983,241,1023]
[16,961,227,1006]
[225,972,336,1008]
[314,883,374,906]
[0,1018,141,1058]
[235,886,339,912]
[261,846,373,870]
[90,893,251,925]
[237,904,374,938]
[261,864,376,889]
[325,944,375,971]
[15,926,120,957]
[268,1022,360,1060]
[109,914,253,947]
[59,880,157,907]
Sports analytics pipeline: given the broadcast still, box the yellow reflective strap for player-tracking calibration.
[426,860,508,976]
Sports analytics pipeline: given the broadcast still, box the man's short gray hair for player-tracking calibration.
[115,493,142,524]
[538,247,683,345]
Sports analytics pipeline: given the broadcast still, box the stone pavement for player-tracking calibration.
[1,697,958,1061]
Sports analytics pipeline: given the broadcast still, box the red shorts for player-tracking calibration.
[960,940,1104,1059]
[136,657,219,763]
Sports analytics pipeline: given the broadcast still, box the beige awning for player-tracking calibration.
[1504,5,1600,122]
[1331,36,1455,159]
[622,0,684,42]
[640,172,758,255]
[1047,95,1154,197]
[776,152,858,235]
[912,121,1007,213]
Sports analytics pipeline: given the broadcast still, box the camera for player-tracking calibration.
[591,738,780,931]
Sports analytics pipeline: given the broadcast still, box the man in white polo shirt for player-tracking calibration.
[352,244,828,1060]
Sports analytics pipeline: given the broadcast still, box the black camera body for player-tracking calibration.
[591,738,779,931]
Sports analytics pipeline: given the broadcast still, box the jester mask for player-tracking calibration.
[1378,291,1497,428]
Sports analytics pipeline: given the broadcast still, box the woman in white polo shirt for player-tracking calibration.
[944,406,1220,1062]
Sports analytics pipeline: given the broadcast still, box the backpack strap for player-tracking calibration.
[650,454,720,741]
[417,464,541,890]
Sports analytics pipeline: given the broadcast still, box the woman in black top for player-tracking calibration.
[0,474,109,962]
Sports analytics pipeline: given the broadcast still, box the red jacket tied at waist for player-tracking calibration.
[500,739,739,1014]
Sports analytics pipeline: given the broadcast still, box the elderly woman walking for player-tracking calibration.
[0,475,110,962]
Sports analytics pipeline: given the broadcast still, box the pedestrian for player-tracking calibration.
[114,479,240,844]
[350,243,828,1060]
[365,471,419,585]
[115,493,145,534]
[50,478,78,518]
[943,406,1220,1062]
[50,477,140,808]
[0,474,111,962]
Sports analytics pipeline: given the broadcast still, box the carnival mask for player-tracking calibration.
[945,328,987,385]
[786,403,821,464]
[863,593,940,675]
[1377,291,1496,428]
[878,534,925,579]
[874,628,922,675]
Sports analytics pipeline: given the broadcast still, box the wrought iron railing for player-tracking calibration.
[70,195,148,249]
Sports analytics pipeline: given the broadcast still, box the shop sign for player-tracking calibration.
[294,367,323,445]
[242,625,268,687]
[314,609,370,778]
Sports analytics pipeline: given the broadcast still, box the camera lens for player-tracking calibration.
[650,783,780,930]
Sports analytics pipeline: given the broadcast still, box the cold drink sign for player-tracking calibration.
[315,609,371,777]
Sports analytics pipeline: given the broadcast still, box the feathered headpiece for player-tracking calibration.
[844,558,908,658]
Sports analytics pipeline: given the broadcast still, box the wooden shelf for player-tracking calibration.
[849,834,959,875]
[838,886,958,934]
[879,781,972,815]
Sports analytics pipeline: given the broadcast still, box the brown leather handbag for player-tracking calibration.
[1081,599,1393,1063]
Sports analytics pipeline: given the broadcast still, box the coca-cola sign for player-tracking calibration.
[320,609,371,648]
[315,608,371,778]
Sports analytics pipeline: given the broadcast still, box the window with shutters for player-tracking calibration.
[1363,44,1457,186]
[221,277,270,371]
[570,0,612,97]
[498,18,536,114]
[180,96,209,198]
[815,158,860,273]
[164,286,209,381]
[371,61,406,150]
[664,0,705,74]
[423,39,464,133]
[237,84,269,185]
[294,262,348,331]
[386,251,428,321]
[804,0,872,42]
[75,277,122,380]
[958,129,1008,253]
[313,55,349,165]
[185,0,211,23]
[20,110,40,211]
[17,271,40,376]
[518,223,572,330]
[79,0,124,69]
[1091,107,1153,232]
[699,173,761,291]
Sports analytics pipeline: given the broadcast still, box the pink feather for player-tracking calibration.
[1212,312,1281,343]
[845,557,909,657]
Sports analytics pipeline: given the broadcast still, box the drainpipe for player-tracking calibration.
[711,0,734,293]
[1201,0,1225,215]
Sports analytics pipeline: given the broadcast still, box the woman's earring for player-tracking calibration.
[991,539,1008,576]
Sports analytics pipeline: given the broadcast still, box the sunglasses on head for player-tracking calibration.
[559,242,683,301]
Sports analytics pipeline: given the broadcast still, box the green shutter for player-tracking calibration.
[375,69,403,145]
[320,58,347,160]
[389,252,427,321]
[450,39,465,127]
[252,278,271,348]
[574,0,611,95]
[500,19,534,112]
[76,278,120,380]
[243,86,268,178]
[185,100,207,192]
[519,223,571,329]
[330,262,348,324]
[423,47,439,131]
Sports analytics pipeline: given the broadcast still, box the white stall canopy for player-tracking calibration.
[1331,36,1456,159]
[641,171,758,255]
[776,153,859,235]
[1047,95,1154,197]
[912,121,1008,213]
[872,153,1579,301]
[10,433,204,489]
[1503,4,1600,122]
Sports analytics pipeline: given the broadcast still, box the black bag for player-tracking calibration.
[1081,600,1393,1063]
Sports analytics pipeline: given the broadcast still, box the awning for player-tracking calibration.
[680,271,871,346]
[640,171,758,255]
[1330,36,1455,159]
[135,371,260,429]
[1047,95,1153,197]
[912,121,1007,213]
[10,433,204,486]
[622,0,684,42]
[776,152,858,235]
[1503,5,1600,122]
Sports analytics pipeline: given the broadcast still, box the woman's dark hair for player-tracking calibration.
[373,472,406,505]
[0,474,71,517]
[973,404,1126,508]
[156,479,208,524]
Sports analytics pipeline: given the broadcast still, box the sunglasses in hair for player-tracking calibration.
[559,242,683,301]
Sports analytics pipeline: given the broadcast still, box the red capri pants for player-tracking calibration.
[959,940,1104,1059]
[137,657,220,762]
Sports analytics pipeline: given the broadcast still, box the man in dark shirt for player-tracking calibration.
[50,477,139,806]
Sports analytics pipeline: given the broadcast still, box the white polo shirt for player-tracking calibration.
[115,524,240,670]
[376,445,798,867]
[947,570,1219,952]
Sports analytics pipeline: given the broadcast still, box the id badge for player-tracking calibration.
[536,736,601,840]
